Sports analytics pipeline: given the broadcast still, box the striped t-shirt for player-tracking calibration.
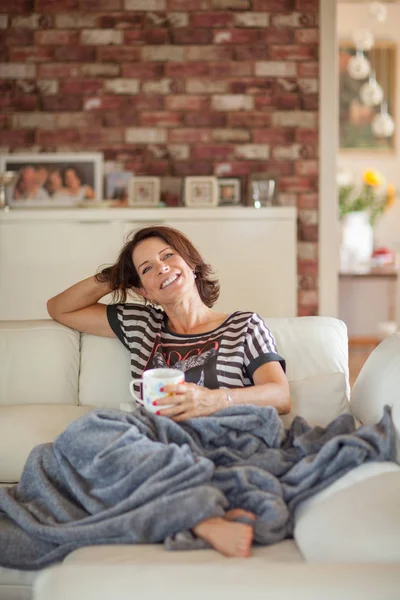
[107,304,285,390]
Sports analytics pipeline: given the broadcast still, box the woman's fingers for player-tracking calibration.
[152,383,209,420]
[157,401,189,418]
[162,383,187,395]
[153,392,184,407]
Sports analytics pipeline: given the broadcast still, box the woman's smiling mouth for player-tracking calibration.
[160,273,180,289]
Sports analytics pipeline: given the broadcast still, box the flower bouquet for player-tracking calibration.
[338,168,396,226]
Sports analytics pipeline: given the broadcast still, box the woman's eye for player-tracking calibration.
[163,253,173,260]
[142,266,151,274]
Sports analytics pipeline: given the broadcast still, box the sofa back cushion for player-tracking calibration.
[78,315,350,424]
[0,316,350,417]
[0,320,80,406]
[264,317,351,426]
[79,333,133,408]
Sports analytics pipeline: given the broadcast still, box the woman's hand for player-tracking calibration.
[153,383,226,422]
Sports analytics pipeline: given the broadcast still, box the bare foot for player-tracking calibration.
[225,508,256,523]
[193,517,253,558]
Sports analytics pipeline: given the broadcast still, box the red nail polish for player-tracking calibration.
[160,387,164,392]
[156,411,161,416]
[152,401,157,406]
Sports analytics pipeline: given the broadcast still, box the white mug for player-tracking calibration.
[129,368,185,413]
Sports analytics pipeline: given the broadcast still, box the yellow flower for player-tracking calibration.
[385,183,396,210]
[363,169,383,187]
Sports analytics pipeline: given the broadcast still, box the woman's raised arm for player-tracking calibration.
[47,275,116,337]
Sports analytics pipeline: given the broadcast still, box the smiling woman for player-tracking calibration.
[47,224,289,419]
[46,224,290,558]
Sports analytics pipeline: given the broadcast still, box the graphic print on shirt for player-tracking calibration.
[147,334,221,388]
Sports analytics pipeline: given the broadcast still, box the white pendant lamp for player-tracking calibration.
[371,102,395,138]
[347,50,371,80]
[352,29,374,52]
[359,73,384,106]
[368,1,388,23]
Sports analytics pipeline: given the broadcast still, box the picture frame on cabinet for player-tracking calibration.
[128,176,160,207]
[247,172,279,207]
[105,171,133,204]
[0,152,103,208]
[184,176,218,207]
[217,177,241,206]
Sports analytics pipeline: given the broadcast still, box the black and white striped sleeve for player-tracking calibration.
[107,303,131,350]
[107,303,151,351]
[243,313,286,380]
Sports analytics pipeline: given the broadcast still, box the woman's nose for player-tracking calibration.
[159,263,169,273]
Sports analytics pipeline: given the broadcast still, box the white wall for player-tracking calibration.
[337,2,400,255]
[319,0,340,318]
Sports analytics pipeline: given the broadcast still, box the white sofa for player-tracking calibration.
[0,317,399,600]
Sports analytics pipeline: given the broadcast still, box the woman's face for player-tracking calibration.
[132,236,196,306]
[65,169,80,188]
[48,171,63,190]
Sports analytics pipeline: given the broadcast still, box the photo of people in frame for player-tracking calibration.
[1,153,102,207]
[217,178,241,206]
[105,171,133,205]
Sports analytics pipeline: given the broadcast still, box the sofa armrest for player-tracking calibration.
[350,332,400,459]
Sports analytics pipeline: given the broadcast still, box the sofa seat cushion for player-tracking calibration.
[34,562,400,600]
[0,404,93,483]
[0,565,38,600]
[64,539,304,566]
[294,461,400,562]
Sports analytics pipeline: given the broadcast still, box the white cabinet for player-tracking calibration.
[0,220,121,320]
[0,207,297,320]
[166,219,293,316]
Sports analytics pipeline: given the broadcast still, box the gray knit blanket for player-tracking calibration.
[0,405,397,570]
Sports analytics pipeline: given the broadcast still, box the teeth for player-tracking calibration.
[161,275,178,289]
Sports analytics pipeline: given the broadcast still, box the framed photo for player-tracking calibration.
[217,177,241,206]
[339,42,396,151]
[105,171,133,203]
[0,153,103,208]
[184,176,218,207]
[247,172,279,207]
[128,177,160,207]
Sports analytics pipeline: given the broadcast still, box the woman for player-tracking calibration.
[47,225,290,558]
[45,167,69,200]
[12,165,50,203]
[63,165,95,201]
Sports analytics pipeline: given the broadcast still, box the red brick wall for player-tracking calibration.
[0,0,319,316]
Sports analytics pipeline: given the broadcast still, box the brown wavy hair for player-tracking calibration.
[96,225,220,308]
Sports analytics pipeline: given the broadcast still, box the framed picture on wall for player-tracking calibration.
[339,41,396,151]
[217,177,241,206]
[128,177,160,207]
[183,176,218,207]
[0,152,103,208]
